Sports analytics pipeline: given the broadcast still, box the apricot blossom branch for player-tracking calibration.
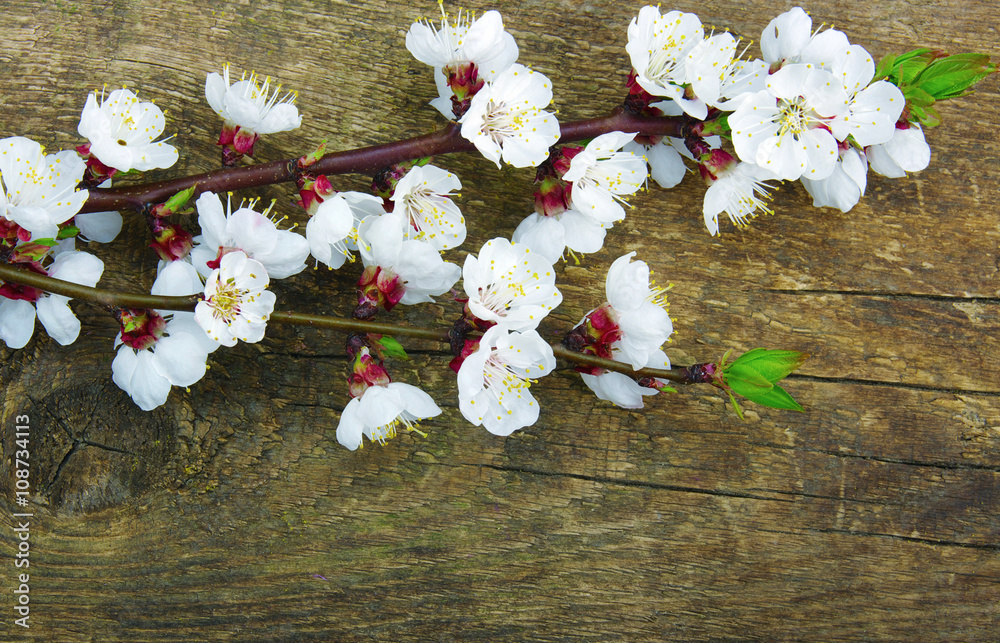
[80,111,688,214]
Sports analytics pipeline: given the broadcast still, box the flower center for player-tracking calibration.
[644,26,689,84]
[481,99,531,144]
[477,270,527,317]
[722,167,775,226]
[206,277,246,324]
[109,106,138,137]
[427,5,472,63]
[402,189,444,235]
[776,96,819,138]
[482,353,533,410]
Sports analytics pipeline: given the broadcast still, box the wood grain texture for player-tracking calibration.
[0,0,998,640]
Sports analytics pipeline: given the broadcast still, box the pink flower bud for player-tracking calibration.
[355,265,405,316]
[348,346,392,398]
[149,221,194,262]
[117,308,167,351]
[698,148,739,183]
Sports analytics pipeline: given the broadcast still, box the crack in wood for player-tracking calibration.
[743,440,1000,473]
[762,289,1000,303]
[787,373,1000,396]
[45,442,81,495]
[471,463,796,503]
[809,527,1000,551]
[749,527,999,550]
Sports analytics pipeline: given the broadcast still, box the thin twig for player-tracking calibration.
[0,263,698,383]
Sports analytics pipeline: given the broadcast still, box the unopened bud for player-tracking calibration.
[698,149,739,184]
[149,221,194,262]
[116,308,167,351]
[297,140,328,169]
[149,186,196,218]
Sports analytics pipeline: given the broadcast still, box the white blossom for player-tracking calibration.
[306,191,385,269]
[190,191,309,280]
[728,63,848,181]
[703,160,778,236]
[626,7,705,117]
[405,8,518,80]
[112,261,218,411]
[0,137,88,239]
[77,88,178,172]
[827,45,905,147]
[684,33,737,111]
[866,124,931,178]
[581,348,671,409]
[336,382,442,451]
[74,210,123,243]
[0,251,103,349]
[205,65,301,134]
[760,7,851,71]
[623,139,687,189]
[457,325,555,436]
[714,57,770,109]
[462,237,562,331]
[390,164,466,250]
[562,131,648,225]
[602,252,673,370]
[195,251,276,347]
[801,146,868,212]
[512,209,607,265]
[357,212,461,305]
[459,64,560,168]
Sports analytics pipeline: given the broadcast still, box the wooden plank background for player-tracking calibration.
[1,0,998,639]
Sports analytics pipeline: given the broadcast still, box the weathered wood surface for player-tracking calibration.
[1,0,998,640]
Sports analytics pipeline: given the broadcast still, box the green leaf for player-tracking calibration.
[22,237,56,248]
[14,238,57,261]
[714,114,731,139]
[897,52,939,85]
[902,85,935,108]
[744,384,805,412]
[914,53,997,100]
[56,225,80,240]
[376,336,409,360]
[297,139,328,168]
[726,389,745,421]
[724,363,774,398]
[873,53,897,82]
[919,104,942,128]
[729,348,807,384]
[716,347,735,371]
[875,49,935,84]
[163,186,196,213]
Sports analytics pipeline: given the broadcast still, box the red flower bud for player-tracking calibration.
[698,148,739,184]
[348,347,392,397]
[116,308,167,351]
[355,265,406,315]
[149,221,194,262]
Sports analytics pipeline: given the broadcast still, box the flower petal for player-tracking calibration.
[0,299,36,349]
[36,295,81,345]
